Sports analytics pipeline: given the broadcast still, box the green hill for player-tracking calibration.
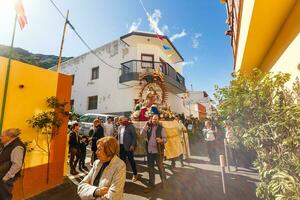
[0,44,72,69]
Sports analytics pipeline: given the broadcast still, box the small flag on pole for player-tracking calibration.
[163,45,172,50]
[156,33,164,41]
[14,0,28,30]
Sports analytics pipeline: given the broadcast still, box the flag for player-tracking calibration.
[167,53,173,58]
[163,45,172,50]
[14,0,28,30]
[156,33,164,41]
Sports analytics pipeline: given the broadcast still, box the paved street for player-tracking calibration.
[29,139,259,200]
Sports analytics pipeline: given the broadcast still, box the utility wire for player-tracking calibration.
[49,0,120,70]
[139,0,148,15]
[49,0,65,18]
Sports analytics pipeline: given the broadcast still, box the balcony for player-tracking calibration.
[119,60,186,93]
[224,0,242,66]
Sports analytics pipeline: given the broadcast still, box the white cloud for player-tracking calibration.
[182,61,194,66]
[161,25,169,34]
[145,9,186,43]
[147,9,163,34]
[170,30,187,42]
[146,9,169,35]
[192,33,202,48]
[128,18,142,33]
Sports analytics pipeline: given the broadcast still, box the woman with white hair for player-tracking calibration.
[78,136,126,200]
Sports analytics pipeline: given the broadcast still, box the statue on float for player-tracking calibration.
[131,70,175,121]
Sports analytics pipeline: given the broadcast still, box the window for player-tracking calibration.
[71,75,75,85]
[88,96,98,110]
[70,99,74,111]
[91,67,99,80]
[141,54,154,68]
[160,58,169,75]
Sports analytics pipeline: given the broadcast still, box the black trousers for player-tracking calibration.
[91,150,98,164]
[69,148,79,171]
[229,147,238,167]
[171,154,184,167]
[79,150,87,168]
[120,144,137,175]
[0,177,16,200]
[147,153,166,186]
[206,141,217,162]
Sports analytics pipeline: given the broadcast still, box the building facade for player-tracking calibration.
[183,91,214,119]
[54,32,189,116]
[223,0,300,86]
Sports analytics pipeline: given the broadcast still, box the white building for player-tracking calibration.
[184,91,214,118]
[54,32,189,116]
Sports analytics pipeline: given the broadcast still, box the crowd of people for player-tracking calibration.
[0,114,244,200]
[67,114,192,199]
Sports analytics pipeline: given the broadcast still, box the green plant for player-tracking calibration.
[214,69,300,200]
[27,96,68,183]
[69,111,81,121]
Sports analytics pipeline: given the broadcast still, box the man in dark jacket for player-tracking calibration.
[69,122,80,175]
[141,115,167,187]
[118,116,138,182]
[0,128,26,200]
[91,119,104,163]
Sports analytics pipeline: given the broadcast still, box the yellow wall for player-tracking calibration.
[0,57,58,168]
[261,0,300,86]
[235,0,297,74]
[235,0,254,72]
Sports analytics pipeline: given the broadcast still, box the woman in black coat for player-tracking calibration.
[91,119,104,163]
[69,122,81,175]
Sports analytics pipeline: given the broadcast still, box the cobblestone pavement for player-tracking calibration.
[29,140,259,200]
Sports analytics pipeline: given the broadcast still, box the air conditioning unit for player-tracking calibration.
[87,81,95,85]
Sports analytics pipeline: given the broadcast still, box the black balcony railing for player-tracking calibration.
[119,60,186,91]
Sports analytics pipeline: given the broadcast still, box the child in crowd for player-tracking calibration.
[79,135,89,171]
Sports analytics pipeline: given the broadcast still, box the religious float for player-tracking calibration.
[131,68,190,159]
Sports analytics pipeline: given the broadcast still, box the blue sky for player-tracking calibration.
[0,0,233,96]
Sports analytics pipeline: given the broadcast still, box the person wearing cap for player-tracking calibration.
[0,128,26,200]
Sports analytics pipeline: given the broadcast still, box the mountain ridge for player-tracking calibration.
[0,44,73,69]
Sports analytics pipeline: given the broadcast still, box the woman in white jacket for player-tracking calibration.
[78,136,126,200]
